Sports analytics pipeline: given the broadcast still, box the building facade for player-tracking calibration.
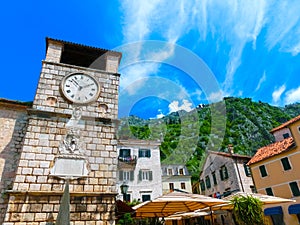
[248,115,300,225]
[199,150,254,198]
[117,139,162,202]
[161,164,192,194]
[1,38,122,224]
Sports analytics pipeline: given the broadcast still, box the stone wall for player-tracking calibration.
[0,101,29,223]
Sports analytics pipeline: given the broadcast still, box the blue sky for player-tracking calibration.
[1,1,300,119]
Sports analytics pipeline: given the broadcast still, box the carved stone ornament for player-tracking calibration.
[51,106,89,179]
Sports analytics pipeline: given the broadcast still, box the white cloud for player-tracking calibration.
[265,1,300,55]
[120,63,159,95]
[285,86,300,104]
[255,71,267,91]
[168,99,193,113]
[207,91,224,102]
[272,85,286,104]
[156,109,165,119]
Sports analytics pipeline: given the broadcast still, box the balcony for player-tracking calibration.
[118,155,137,165]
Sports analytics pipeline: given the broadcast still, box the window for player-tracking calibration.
[289,182,300,197]
[297,214,300,224]
[119,170,134,181]
[119,149,131,158]
[223,188,231,197]
[200,179,205,191]
[142,195,151,202]
[259,165,267,177]
[212,172,217,185]
[281,157,291,170]
[172,220,178,225]
[169,183,174,191]
[265,187,274,196]
[168,169,173,175]
[220,166,228,180]
[179,168,184,175]
[283,133,290,139]
[138,149,151,158]
[250,185,256,193]
[243,163,251,176]
[138,170,153,181]
[270,215,284,225]
[181,182,186,189]
[123,193,131,202]
[205,176,211,189]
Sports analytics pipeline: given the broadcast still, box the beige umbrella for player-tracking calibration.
[210,192,295,210]
[165,211,211,220]
[133,191,229,218]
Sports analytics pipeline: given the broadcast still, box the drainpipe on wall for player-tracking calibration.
[228,144,245,192]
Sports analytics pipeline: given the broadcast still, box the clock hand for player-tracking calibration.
[71,79,83,90]
[82,83,95,88]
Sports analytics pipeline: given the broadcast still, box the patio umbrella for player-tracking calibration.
[165,211,211,220]
[210,192,295,210]
[133,191,229,218]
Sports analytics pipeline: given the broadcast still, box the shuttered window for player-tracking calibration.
[119,170,134,181]
[138,170,153,181]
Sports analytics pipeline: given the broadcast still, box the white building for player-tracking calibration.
[161,164,192,194]
[117,139,162,202]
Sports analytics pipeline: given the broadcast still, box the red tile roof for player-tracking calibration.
[247,137,295,165]
[271,114,300,133]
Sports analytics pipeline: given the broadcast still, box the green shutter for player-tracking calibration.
[224,166,228,179]
[138,170,142,181]
[149,171,153,181]
[219,169,224,180]
[130,171,134,181]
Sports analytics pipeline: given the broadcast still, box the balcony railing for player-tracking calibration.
[118,155,137,164]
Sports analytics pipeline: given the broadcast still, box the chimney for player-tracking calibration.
[228,144,234,154]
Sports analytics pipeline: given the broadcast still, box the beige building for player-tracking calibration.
[0,38,122,224]
[200,150,254,198]
[161,164,192,194]
[117,139,162,202]
[248,114,300,225]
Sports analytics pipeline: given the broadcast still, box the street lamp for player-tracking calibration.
[120,183,129,202]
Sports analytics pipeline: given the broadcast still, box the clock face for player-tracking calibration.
[61,73,100,104]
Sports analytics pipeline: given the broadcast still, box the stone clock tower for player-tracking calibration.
[4,38,122,224]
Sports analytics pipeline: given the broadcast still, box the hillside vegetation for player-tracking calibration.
[117,97,300,181]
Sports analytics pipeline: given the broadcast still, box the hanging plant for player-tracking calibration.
[231,195,265,225]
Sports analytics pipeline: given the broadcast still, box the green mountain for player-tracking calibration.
[117,97,300,181]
